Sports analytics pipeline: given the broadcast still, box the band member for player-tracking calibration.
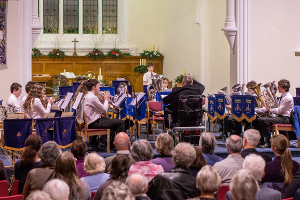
[253,79,293,148]
[162,77,170,90]
[20,81,36,112]
[143,62,157,85]
[6,82,22,112]
[83,79,125,151]
[23,83,53,119]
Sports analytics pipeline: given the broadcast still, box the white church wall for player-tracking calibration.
[251,0,300,97]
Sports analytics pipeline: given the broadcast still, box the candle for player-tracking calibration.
[100,75,103,81]
[147,43,149,51]
[98,75,100,81]
[99,68,101,76]
[187,70,188,74]
[150,43,152,51]
[183,70,185,75]
[154,44,156,52]
[144,59,146,65]
[64,69,66,76]
[140,59,141,65]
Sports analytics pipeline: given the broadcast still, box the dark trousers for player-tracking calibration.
[224,115,252,136]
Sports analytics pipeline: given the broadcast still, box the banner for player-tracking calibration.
[36,118,55,144]
[207,96,217,121]
[0,1,6,65]
[215,94,226,120]
[231,95,244,122]
[242,95,256,122]
[53,117,76,148]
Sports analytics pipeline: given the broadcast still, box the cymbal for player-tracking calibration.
[85,71,95,80]
[51,74,68,86]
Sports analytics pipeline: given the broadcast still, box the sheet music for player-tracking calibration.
[218,91,225,95]
[163,89,172,92]
[72,92,83,109]
[232,92,240,95]
[57,99,64,108]
[61,92,73,110]
[130,92,145,106]
[160,95,168,99]
[208,93,214,97]
[115,95,126,107]
[244,92,251,95]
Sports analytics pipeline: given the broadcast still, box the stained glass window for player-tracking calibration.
[83,0,98,34]
[63,0,79,34]
[102,0,117,34]
[43,0,59,34]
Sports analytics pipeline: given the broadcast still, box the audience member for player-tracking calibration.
[213,135,244,185]
[26,190,52,200]
[6,82,22,112]
[101,181,135,200]
[150,133,175,172]
[262,134,299,184]
[94,154,130,200]
[14,134,43,194]
[199,132,222,166]
[104,132,136,173]
[129,139,164,182]
[126,173,151,200]
[284,167,300,198]
[23,141,61,199]
[0,160,7,181]
[229,169,259,200]
[241,129,272,163]
[43,179,69,200]
[71,138,88,178]
[52,151,91,200]
[147,142,201,200]
[225,154,281,200]
[189,146,207,177]
[81,153,110,192]
[187,165,221,200]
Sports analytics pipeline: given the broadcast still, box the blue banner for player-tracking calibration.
[36,118,55,144]
[119,97,133,120]
[207,96,217,121]
[215,94,226,120]
[129,96,147,121]
[231,95,244,122]
[53,117,76,148]
[242,95,256,122]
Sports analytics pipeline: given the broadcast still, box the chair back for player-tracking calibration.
[11,180,19,196]
[0,180,8,197]
[0,195,24,200]
[177,95,202,127]
[148,102,162,112]
[217,185,230,200]
[91,192,96,200]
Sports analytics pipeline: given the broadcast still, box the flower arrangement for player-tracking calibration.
[32,48,44,58]
[48,49,65,59]
[134,65,148,73]
[175,74,184,84]
[106,48,124,59]
[86,48,105,59]
[140,50,163,59]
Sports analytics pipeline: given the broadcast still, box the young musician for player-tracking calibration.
[6,82,22,112]
[20,81,36,112]
[162,77,170,90]
[143,62,157,85]
[23,83,53,119]
[83,79,125,151]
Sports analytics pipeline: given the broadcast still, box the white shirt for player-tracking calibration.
[19,94,27,113]
[83,91,109,125]
[143,71,157,85]
[26,98,51,119]
[6,94,21,112]
[256,92,294,117]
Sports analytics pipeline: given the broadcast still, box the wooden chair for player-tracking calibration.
[147,101,164,140]
[271,124,300,147]
[0,180,8,197]
[217,185,230,200]
[79,112,110,154]
[0,195,24,200]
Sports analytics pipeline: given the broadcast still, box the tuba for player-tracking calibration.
[261,81,278,108]
[220,86,231,105]
[251,83,266,108]
[147,74,164,101]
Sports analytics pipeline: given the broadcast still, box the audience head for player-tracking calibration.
[131,139,153,162]
[190,146,206,169]
[71,138,87,160]
[155,133,174,156]
[196,165,221,194]
[114,132,130,151]
[125,173,148,196]
[199,132,217,154]
[226,135,243,154]
[182,74,193,86]
[38,141,61,166]
[278,79,290,92]
[243,129,261,148]
[43,179,69,200]
[21,134,42,164]
[84,153,106,175]
[271,134,293,184]
[102,181,134,200]
[25,81,36,94]
[172,142,196,168]
[26,190,52,200]
[10,82,22,96]
[230,169,259,200]
[84,79,99,91]
[243,154,265,181]
[110,154,130,180]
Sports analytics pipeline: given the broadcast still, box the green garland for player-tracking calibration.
[140,50,163,59]
[86,48,105,59]
[32,48,44,58]
[48,49,65,59]
[174,74,184,84]
[106,49,124,59]
[134,65,148,73]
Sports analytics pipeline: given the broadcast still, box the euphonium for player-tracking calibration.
[261,81,278,108]
[220,86,232,105]
[98,91,120,112]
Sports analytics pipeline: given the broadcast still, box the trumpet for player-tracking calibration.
[97,91,120,112]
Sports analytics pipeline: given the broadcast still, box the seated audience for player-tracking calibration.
[126,173,151,200]
[94,154,130,200]
[71,138,88,178]
[129,139,164,182]
[43,179,69,200]
[104,132,136,173]
[14,134,43,194]
[189,146,207,177]
[226,154,281,200]
[229,169,259,200]
[101,181,135,200]
[26,190,52,200]
[23,141,61,199]
[188,165,221,200]
[6,82,22,112]
[51,151,91,200]
[199,132,222,166]
[0,160,7,181]
[284,167,300,198]
[213,135,244,185]
[262,134,299,184]
[150,133,175,172]
[81,153,110,192]
[241,129,272,163]
[147,142,201,200]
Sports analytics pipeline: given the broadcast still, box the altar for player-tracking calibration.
[32,56,164,94]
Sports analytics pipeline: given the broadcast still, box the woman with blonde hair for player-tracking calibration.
[262,134,299,185]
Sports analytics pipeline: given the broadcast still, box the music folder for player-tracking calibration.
[61,92,73,110]
[72,92,83,110]
[61,112,74,117]
[130,92,145,107]
[43,112,55,118]
[115,95,126,107]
